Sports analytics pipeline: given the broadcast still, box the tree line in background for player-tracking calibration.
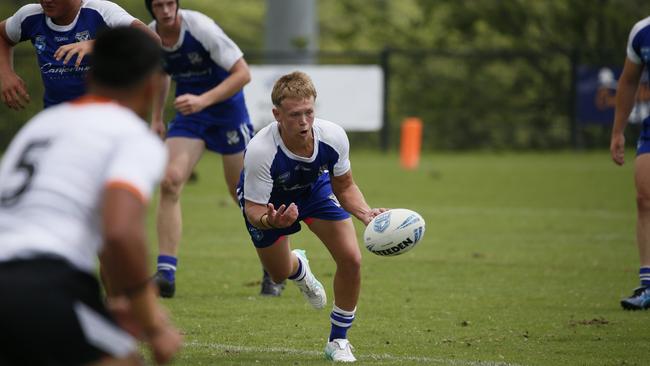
[0,0,648,150]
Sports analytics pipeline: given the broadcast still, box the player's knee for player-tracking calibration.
[637,193,650,212]
[160,168,186,197]
[336,251,362,276]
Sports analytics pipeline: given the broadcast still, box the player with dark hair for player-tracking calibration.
[0,27,181,365]
[238,71,385,362]
[611,16,650,310]
[0,0,158,110]
[145,0,284,298]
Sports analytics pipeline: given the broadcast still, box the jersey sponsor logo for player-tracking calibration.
[318,164,329,175]
[35,35,46,55]
[373,211,391,233]
[187,52,204,65]
[277,172,290,184]
[294,164,311,172]
[41,63,90,77]
[226,130,240,145]
[54,36,69,42]
[75,30,90,42]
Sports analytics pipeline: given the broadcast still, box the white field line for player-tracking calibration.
[185,340,525,366]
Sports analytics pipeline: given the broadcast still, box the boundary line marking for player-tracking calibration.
[186,340,524,366]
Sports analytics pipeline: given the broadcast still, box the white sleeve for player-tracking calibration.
[188,12,244,71]
[85,0,137,28]
[4,4,43,43]
[105,132,167,202]
[627,18,650,64]
[320,121,351,176]
[243,144,274,205]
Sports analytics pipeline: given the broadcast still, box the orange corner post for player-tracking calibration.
[400,117,423,170]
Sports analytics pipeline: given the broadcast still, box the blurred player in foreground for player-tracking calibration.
[0,0,157,110]
[0,27,181,365]
[611,16,650,310]
[145,0,283,298]
[237,71,385,362]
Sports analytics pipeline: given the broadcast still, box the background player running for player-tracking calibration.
[145,0,283,298]
[611,15,650,310]
[0,27,181,366]
[0,0,157,110]
[238,71,385,362]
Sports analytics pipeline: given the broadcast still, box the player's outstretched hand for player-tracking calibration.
[147,306,182,365]
[0,72,30,110]
[267,202,298,228]
[54,40,94,67]
[610,133,625,166]
[362,208,388,226]
[174,94,208,115]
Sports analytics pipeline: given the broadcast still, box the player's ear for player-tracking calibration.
[272,106,281,122]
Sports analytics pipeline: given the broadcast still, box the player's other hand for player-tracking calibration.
[362,208,388,226]
[0,71,30,110]
[610,133,625,166]
[267,202,298,228]
[147,306,182,365]
[54,40,94,67]
[174,94,208,115]
[151,120,166,139]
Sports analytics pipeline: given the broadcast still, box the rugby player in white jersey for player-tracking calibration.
[0,27,181,365]
[145,0,284,298]
[237,71,386,362]
[0,0,158,110]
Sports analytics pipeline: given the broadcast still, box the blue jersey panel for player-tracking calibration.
[632,22,650,155]
[21,9,108,107]
[162,31,248,125]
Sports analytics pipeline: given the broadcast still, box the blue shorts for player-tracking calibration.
[167,116,253,155]
[239,175,351,248]
[638,120,650,156]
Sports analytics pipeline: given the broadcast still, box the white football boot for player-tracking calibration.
[324,339,357,362]
[292,249,327,309]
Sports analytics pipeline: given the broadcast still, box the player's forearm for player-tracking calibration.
[201,66,251,106]
[244,201,271,230]
[0,22,15,75]
[152,74,171,123]
[336,183,371,223]
[612,81,639,135]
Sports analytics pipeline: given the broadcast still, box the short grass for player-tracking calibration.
[147,150,643,366]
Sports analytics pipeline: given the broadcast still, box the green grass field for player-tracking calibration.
[148,150,643,366]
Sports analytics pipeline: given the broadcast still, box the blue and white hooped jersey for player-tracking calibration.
[242,118,351,206]
[5,0,136,108]
[149,10,248,126]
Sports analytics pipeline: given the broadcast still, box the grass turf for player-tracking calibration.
[147,150,642,366]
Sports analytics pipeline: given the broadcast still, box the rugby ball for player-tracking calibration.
[364,208,425,256]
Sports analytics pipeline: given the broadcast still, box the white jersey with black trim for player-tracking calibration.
[0,99,167,274]
[242,118,351,205]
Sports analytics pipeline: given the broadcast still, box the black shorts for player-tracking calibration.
[0,257,136,366]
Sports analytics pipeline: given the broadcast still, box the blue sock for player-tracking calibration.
[329,305,356,341]
[288,255,305,281]
[640,267,650,287]
[157,255,177,282]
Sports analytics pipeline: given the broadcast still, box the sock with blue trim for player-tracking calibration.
[640,266,650,287]
[288,254,305,281]
[329,305,356,341]
[157,255,177,282]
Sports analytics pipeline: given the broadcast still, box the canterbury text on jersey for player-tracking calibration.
[5,0,136,107]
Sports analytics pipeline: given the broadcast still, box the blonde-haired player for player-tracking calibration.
[237,71,385,362]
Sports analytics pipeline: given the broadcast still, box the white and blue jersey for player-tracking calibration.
[150,10,251,143]
[237,118,351,247]
[627,17,650,155]
[5,0,135,108]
